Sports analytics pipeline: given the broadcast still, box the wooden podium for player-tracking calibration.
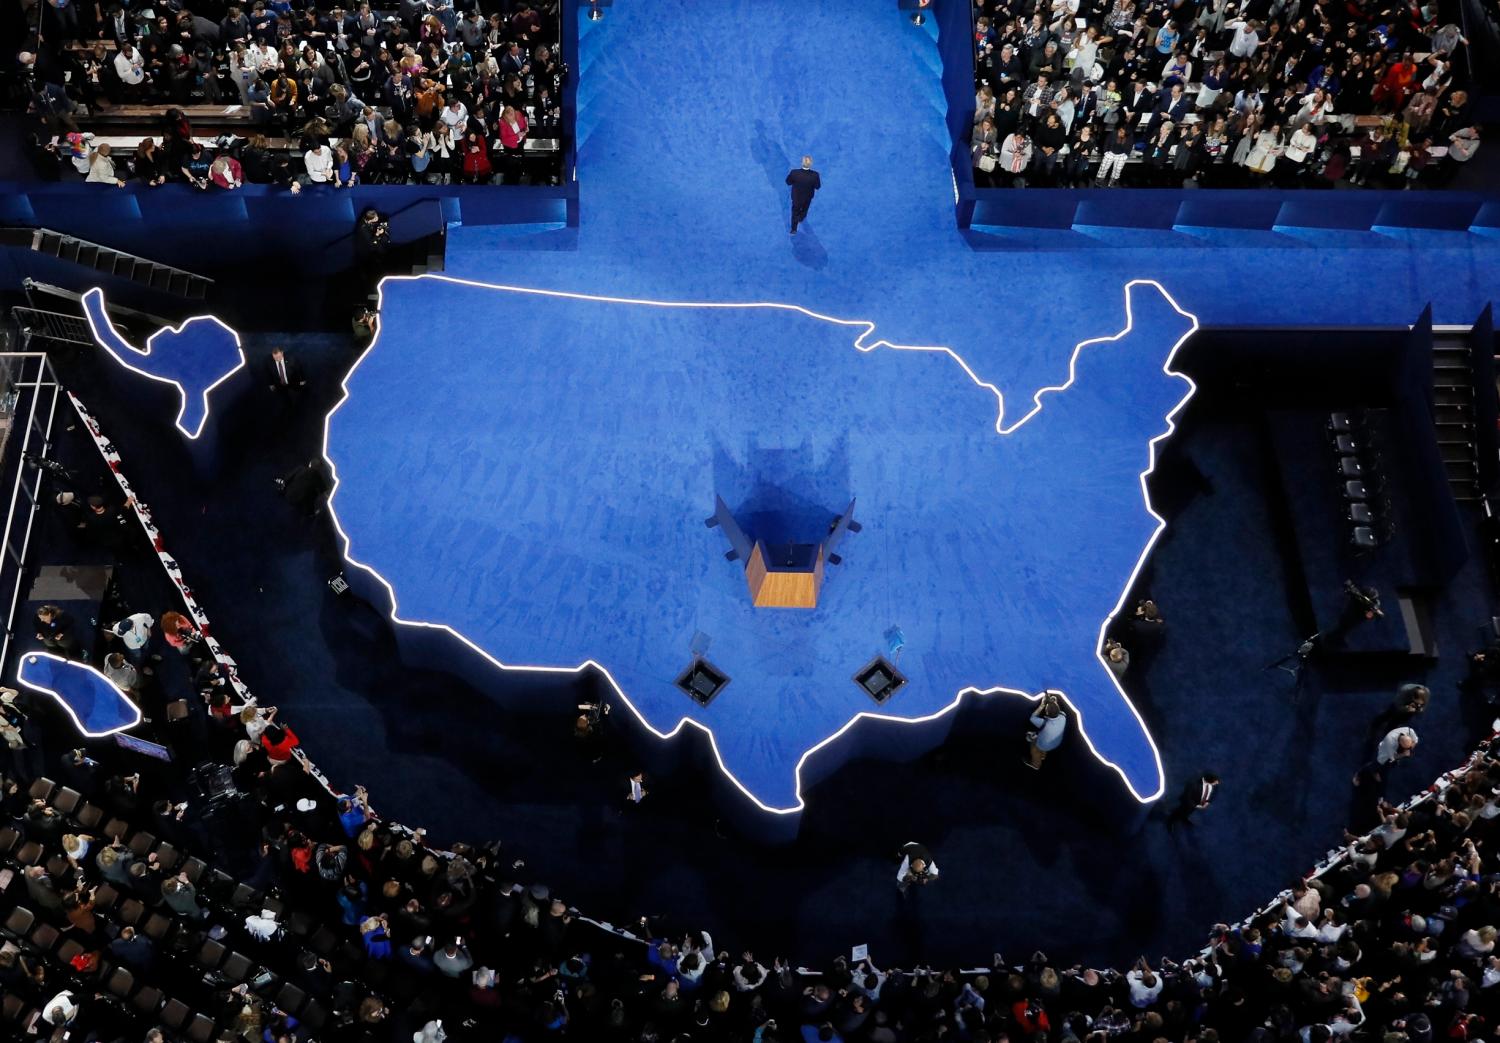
[706,495,858,611]
[745,542,824,609]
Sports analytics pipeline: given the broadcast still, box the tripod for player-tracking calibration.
[23,453,77,485]
[1264,631,1321,696]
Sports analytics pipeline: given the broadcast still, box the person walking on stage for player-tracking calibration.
[786,155,821,234]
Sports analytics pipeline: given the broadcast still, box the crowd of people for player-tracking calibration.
[5,396,1500,1043]
[967,0,1483,187]
[15,0,564,187]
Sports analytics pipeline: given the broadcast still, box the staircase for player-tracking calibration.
[0,228,213,301]
[1432,332,1482,502]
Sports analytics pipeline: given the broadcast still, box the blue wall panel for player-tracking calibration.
[971,194,1076,228]
[28,191,143,233]
[1175,195,1280,229]
[1374,198,1484,230]
[1075,193,1178,229]
[1273,195,1384,230]
[0,181,579,277]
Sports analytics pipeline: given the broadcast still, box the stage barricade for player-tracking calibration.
[965,187,1500,233]
[1175,197,1281,229]
[0,181,578,278]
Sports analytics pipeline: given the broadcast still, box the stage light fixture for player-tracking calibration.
[675,657,730,707]
[854,656,907,704]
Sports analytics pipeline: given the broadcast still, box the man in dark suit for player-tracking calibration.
[264,347,307,404]
[1166,771,1219,828]
[785,155,821,234]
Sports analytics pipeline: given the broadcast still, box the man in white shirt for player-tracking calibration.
[1281,899,1320,940]
[303,144,334,184]
[439,98,469,138]
[110,612,155,666]
[1126,958,1163,1007]
[114,44,147,88]
[1354,727,1417,786]
[1377,726,1418,764]
[1226,19,1261,58]
[43,990,79,1026]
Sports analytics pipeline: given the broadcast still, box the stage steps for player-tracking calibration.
[1433,333,1481,502]
[0,228,213,302]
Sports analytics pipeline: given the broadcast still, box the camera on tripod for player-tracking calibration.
[1343,579,1384,619]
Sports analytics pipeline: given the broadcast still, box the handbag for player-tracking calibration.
[978,154,998,172]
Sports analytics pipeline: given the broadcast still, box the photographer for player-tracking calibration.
[895,841,938,893]
[354,206,391,289]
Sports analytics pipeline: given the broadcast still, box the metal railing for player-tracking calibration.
[0,349,64,675]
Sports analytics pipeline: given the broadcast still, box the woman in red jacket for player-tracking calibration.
[496,104,528,184]
[460,129,491,184]
[1371,53,1418,113]
[261,722,300,762]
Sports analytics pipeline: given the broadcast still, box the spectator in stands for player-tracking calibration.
[85,143,127,186]
[113,42,147,96]
[332,144,357,187]
[133,138,168,186]
[261,721,300,762]
[972,117,999,184]
[1096,125,1133,186]
[461,128,491,184]
[107,925,153,971]
[301,140,334,186]
[1282,121,1319,181]
[1031,110,1067,183]
[998,126,1032,186]
[1445,125,1481,179]
[160,873,208,919]
[1245,122,1283,180]
[497,103,529,183]
[180,140,212,189]
[209,152,244,189]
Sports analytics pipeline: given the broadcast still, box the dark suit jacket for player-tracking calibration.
[264,355,306,388]
[786,168,821,205]
[1176,775,1214,813]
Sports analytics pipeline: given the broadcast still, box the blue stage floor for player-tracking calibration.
[328,277,1195,811]
[330,0,1498,818]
